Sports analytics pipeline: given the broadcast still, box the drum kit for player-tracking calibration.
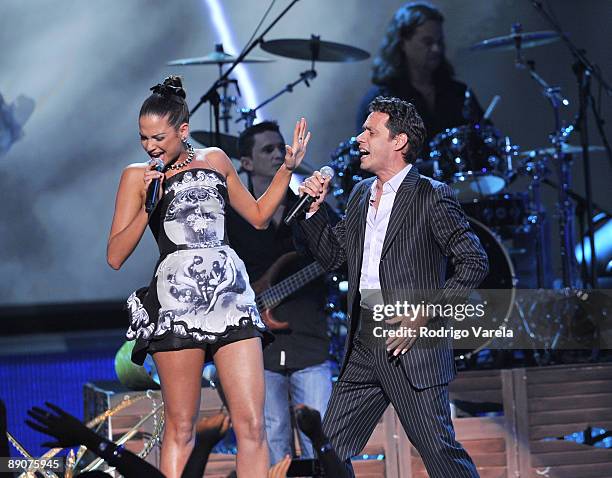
[327,25,611,363]
[163,4,610,365]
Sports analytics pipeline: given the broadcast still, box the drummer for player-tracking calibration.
[356,2,485,158]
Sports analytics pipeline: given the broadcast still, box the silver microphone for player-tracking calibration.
[284,166,335,225]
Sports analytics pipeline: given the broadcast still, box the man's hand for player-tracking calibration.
[298,170,332,215]
[385,312,429,356]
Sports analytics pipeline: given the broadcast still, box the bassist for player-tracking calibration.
[225,121,333,465]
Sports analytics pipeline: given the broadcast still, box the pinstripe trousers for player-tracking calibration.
[322,336,479,478]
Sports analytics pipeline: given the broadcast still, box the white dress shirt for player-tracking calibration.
[359,164,412,308]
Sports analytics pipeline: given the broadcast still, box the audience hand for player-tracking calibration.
[294,404,325,447]
[25,402,96,449]
[26,402,165,478]
[181,413,230,478]
[294,404,349,478]
[195,412,230,447]
[268,455,291,478]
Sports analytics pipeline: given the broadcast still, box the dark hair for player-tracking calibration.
[368,96,426,163]
[372,2,454,86]
[237,121,282,158]
[139,75,189,129]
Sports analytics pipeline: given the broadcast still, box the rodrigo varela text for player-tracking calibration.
[370,300,513,339]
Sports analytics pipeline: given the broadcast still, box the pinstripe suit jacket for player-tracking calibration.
[300,166,488,388]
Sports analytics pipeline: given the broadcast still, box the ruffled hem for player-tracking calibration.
[129,314,266,343]
[130,316,269,365]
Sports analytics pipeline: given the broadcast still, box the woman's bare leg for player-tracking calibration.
[214,338,269,477]
[153,348,206,478]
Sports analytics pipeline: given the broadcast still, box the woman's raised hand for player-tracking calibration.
[283,117,311,171]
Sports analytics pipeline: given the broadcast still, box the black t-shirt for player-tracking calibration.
[225,191,330,372]
[356,78,484,159]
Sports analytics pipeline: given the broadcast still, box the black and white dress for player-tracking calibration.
[126,167,266,365]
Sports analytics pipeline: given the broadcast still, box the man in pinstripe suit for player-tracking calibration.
[298,96,488,477]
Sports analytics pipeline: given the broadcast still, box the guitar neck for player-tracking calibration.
[257,261,325,311]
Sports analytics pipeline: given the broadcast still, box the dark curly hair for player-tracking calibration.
[139,75,189,129]
[372,2,454,86]
[237,121,282,158]
[368,96,426,163]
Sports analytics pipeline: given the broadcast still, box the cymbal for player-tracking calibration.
[167,52,274,66]
[520,144,606,157]
[191,131,240,158]
[260,37,370,62]
[470,30,560,52]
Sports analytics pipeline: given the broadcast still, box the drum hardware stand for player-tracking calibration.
[503,136,516,184]
[521,155,548,288]
[512,297,545,365]
[531,0,612,289]
[196,43,243,134]
[540,178,612,286]
[237,34,325,128]
[513,22,577,288]
[218,77,240,133]
[189,0,302,139]
[237,68,317,129]
[575,199,590,287]
[461,89,488,199]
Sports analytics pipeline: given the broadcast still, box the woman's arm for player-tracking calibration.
[107,163,163,270]
[222,118,311,229]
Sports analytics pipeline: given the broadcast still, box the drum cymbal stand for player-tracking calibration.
[512,295,545,365]
[520,153,548,288]
[512,22,576,288]
[531,0,612,289]
[190,0,302,137]
[197,44,243,134]
[237,35,325,129]
[236,68,317,129]
[218,76,240,134]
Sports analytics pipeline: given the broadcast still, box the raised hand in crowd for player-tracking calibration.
[181,412,231,478]
[268,454,291,478]
[295,404,348,478]
[25,402,164,478]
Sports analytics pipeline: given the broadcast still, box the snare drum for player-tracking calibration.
[429,124,517,201]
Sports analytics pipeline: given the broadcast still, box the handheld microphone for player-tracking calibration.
[145,158,164,213]
[284,166,335,226]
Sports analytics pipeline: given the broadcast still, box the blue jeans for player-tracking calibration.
[264,362,333,465]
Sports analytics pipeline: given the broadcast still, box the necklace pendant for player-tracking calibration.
[168,142,195,171]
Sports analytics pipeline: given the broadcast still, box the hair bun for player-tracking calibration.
[150,75,186,100]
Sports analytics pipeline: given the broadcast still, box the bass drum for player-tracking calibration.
[452,217,516,360]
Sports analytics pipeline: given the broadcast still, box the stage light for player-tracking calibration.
[575,215,611,274]
[204,0,259,109]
